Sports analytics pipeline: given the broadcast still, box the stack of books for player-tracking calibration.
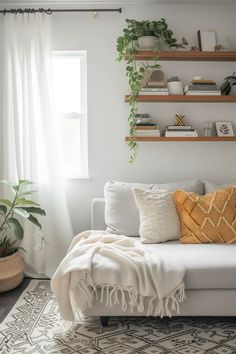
[184,79,221,96]
[140,82,169,96]
[135,123,161,137]
[164,125,198,137]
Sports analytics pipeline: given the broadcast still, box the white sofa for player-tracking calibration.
[84,180,236,325]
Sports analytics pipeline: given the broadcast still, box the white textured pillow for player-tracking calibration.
[133,188,180,243]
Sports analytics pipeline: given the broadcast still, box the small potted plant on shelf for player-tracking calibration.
[167,76,184,95]
[117,19,188,162]
[0,179,46,292]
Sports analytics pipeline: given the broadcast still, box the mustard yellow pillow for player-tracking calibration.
[173,187,236,244]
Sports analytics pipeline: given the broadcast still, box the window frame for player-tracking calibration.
[53,50,89,179]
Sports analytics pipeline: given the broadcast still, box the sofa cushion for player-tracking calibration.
[141,241,236,289]
[104,179,203,236]
[204,180,236,194]
[133,188,180,243]
[174,187,236,244]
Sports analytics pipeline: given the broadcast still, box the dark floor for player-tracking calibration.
[0,277,32,323]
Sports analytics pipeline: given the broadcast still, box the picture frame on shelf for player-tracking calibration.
[215,121,234,137]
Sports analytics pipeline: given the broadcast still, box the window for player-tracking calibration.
[52,51,88,178]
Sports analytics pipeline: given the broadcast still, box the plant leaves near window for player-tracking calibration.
[0,205,7,215]
[16,207,46,216]
[0,199,13,207]
[28,214,42,229]
[6,218,24,240]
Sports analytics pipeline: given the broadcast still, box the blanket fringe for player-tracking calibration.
[74,271,185,318]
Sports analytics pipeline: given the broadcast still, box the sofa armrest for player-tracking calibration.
[91,198,106,230]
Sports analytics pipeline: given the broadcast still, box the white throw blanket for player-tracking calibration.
[51,231,186,321]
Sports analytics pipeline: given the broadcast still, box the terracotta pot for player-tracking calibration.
[0,251,25,292]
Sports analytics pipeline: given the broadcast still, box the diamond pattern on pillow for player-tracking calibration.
[173,187,236,244]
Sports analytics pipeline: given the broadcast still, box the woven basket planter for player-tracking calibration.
[0,252,25,292]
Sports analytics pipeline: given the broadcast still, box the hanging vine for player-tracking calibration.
[117,19,188,162]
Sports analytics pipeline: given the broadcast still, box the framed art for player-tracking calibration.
[215,121,234,137]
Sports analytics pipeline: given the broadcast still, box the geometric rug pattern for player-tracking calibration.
[1,280,236,354]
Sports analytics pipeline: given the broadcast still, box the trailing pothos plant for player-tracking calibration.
[0,180,46,257]
[117,19,188,162]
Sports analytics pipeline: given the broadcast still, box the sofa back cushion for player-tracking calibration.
[204,180,236,194]
[174,187,236,244]
[104,179,203,236]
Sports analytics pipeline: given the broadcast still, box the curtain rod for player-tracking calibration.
[0,8,122,15]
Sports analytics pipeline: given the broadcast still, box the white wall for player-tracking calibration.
[2,3,236,233]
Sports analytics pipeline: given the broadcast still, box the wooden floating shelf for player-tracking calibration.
[125,95,236,103]
[125,136,236,142]
[127,51,236,61]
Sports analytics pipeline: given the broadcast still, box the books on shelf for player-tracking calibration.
[135,123,161,136]
[166,125,193,131]
[140,91,169,96]
[147,81,167,88]
[141,88,168,92]
[191,79,216,85]
[164,124,198,137]
[185,91,221,96]
[135,131,161,136]
[184,84,220,92]
[184,80,221,96]
[165,130,198,137]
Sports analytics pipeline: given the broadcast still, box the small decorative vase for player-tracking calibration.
[0,252,25,292]
[138,36,156,50]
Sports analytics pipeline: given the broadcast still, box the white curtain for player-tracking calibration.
[3,13,73,278]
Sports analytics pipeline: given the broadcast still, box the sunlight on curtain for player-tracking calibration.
[3,13,73,278]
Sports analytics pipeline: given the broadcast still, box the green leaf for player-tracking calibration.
[13,207,30,219]
[17,207,46,216]
[15,198,40,206]
[28,214,42,229]
[0,199,13,207]
[12,185,20,192]
[0,180,13,186]
[19,180,34,186]
[6,218,24,240]
[0,205,7,215]
[18,191,37,198]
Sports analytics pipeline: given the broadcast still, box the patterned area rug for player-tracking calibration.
[1,280,236,354]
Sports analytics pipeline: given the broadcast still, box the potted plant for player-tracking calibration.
[117,19,188,161]
[0,179,46,292]
[167,76,184,95]
[221,72,236,95]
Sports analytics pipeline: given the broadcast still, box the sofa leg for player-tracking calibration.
[100,316,109,327]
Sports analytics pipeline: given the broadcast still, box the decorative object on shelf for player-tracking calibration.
[167,76,184,95]
[175,114,185,126]
[215,121,234,137]
[197,30,216,51]
[204,121,213,137]
[117,19,188,162]
[0,180,46,292]
[214,44,226,52]
[191,46,199,52]
[220,72,236,96]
